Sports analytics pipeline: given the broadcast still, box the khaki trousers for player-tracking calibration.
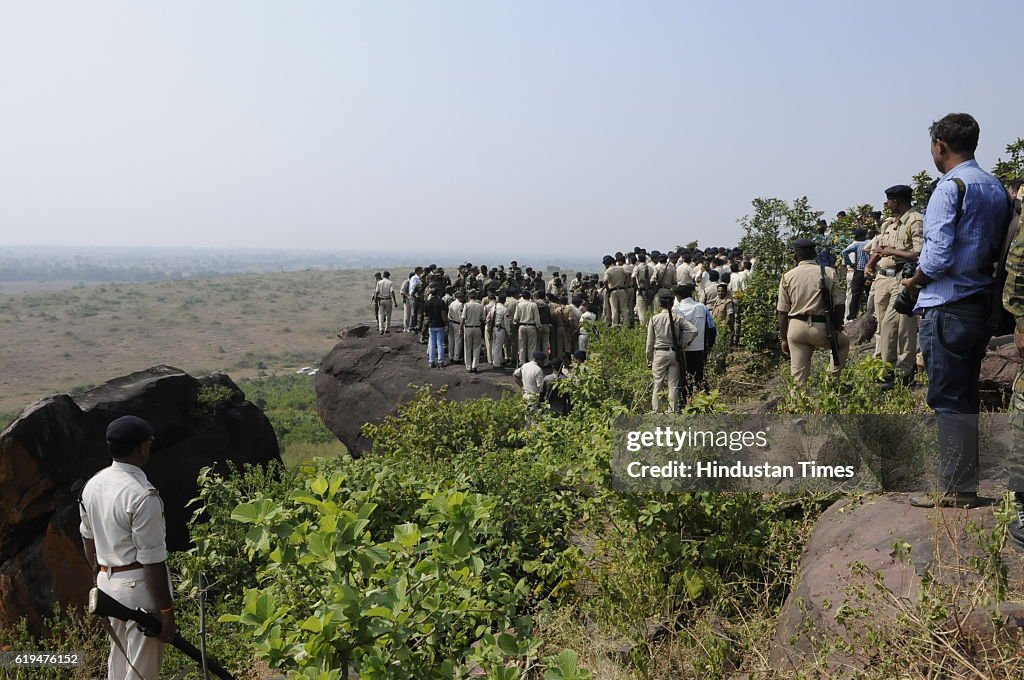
[518,325,538,365]
[464,327,482,370]
[377,299,393,333]
[651,351,680,413]
[636,294,650,326]
[100,567,170,680]
[492,327,507,367]
[610,289,631,326]
[787,318,850,385]
[448,323,462,361]
[876,274,918,377]
[538,324,552,361]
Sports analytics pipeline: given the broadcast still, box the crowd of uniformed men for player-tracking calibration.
[371,248,749,383]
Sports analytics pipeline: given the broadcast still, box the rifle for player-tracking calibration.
[819,265,841,368]
[89,587,235,680]
[666,308,690,412]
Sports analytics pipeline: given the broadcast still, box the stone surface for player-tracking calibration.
[0,366,280,634]
[770,493,1024,673]
[979,339,1021,409]
[316,328,517,455]
[842,314,876,346]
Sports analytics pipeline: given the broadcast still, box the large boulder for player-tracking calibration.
[770,493,1024,673]
[316,329,517,455]
[979,338,1021,409]
[842,314,876,346]
[0,366,280,634]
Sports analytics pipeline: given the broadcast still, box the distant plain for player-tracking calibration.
[0,270,380,418]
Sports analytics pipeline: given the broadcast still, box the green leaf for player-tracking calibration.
[231,502,260,524]
[310,476,329,498]
[496,632,520,656]
[394,523,422,549]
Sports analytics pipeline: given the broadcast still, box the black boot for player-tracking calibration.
[1009,493,1024,548]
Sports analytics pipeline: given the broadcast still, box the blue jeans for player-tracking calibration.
[428,327,446,365]
[918,297,990,492]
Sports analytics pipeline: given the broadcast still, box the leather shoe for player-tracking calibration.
[908,492,978,508]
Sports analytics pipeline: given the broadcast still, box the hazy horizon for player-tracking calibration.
[2,2,1020,256]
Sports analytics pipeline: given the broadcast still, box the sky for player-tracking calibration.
[1,1,1020,258]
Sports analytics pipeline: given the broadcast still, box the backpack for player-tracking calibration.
[950,178,1016,336]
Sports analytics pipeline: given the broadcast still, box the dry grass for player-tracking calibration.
[0,269,386,414]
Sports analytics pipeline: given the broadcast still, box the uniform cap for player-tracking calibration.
[884,184,913,200]
[532,351,547,362]
[602,255,615,264]
[105,415,155,444]
[658,292,674,302]
[792,238,816,250]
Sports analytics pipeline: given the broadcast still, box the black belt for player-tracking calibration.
[790,314,827,323]
[519,322,537,326]
[99,562,144,574]
[609,286,625,291]
[654,347,675,352]
[878,268,898,277]
[937,290,990,308]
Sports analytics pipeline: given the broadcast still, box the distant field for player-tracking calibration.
[0,269,383,416]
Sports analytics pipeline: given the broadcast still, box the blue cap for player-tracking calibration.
[105,415,155,444]
[532,351,547,362]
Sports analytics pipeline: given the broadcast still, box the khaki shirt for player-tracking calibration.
[777,260,842,316]
[461,300,485,327]
[675,263,694,286]
[375,278,394,300]
[652,263,676,290]
[874,210,924,269]
[513,360,545,396]
[645,309,698,361]
[513,299,541,326]
[448,299,464,324]
[632,263,653,290]
[79,461,167,567]
[488,302,509,332]
[603,265,628,290]
[505,297,519,322]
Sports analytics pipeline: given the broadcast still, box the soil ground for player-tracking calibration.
[0,269,383,417]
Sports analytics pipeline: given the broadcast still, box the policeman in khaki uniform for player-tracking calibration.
[776,239,850,384]
[646,292,698,413]
[488,293,510,368]
[374,271,397,335]
[632,254,654,325]
[602,254,631,327]
[864,184,925,386]
[447,292,465,363]
[80,416,175,680]
[461,291,486,372]
[513,290,541,366]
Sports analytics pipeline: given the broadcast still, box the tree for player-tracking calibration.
[737,197,823,364]
[911,170,935,209]
[993,138,1024,184]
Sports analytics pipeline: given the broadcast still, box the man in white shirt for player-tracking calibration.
[673,284,715,404]
[80,416,175,680]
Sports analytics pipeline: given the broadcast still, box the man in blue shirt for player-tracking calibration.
[903,113,1012,508]
[841,228,870,320]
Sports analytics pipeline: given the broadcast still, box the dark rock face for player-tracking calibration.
[842,314,876,346]
[0,366,280,634]
[979,339,1021,409]
[316,330,517,455]
[770,493,1024,673]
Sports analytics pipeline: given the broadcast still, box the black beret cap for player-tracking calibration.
[602,255,614,264]
[532,351,547,361]
[884,184,913,200]
[792,238,816,250]
[658,292,674,302]
[106,415,154,444]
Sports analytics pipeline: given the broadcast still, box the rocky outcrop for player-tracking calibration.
[770,493,1024,674]
[979,338,1021,409]
[316,329,517,455]
[0,366,280,634]
[842,314,876,346]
